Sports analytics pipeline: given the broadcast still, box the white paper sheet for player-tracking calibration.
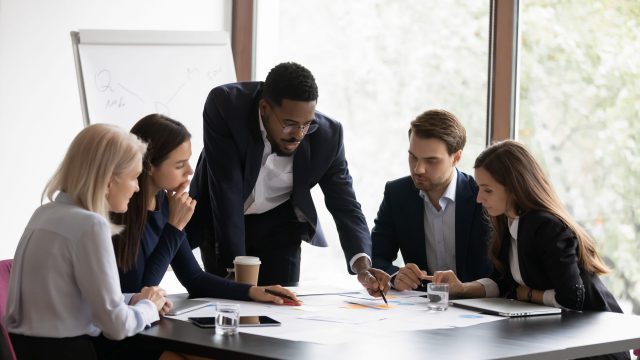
[163,292,506,345]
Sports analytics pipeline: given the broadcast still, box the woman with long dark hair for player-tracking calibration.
[112,114,298,304]
[429,140,627,360]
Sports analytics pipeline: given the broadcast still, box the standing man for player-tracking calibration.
[372,109,492,291]
[188,62,389,294]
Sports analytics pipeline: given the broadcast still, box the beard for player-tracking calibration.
[268,136,299,157]
[412,175,448,193]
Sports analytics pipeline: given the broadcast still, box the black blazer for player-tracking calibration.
[492,210,622,313]
[371,172,492,282]
[188,82,370,274]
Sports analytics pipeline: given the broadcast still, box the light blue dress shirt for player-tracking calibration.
[419,168,458,274]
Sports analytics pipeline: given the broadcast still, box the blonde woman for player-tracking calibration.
[5,124,168,359]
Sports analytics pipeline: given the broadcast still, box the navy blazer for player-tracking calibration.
[371,171,492,282]
[492,210,623,313]
[188,82,370,274]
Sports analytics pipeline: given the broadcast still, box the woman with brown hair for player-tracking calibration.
[112,114,299,303]
[429,140,627,359]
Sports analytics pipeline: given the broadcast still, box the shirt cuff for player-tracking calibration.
[349,253,371,272]
[133,299,160,325]
[389,270,400,289]
[542,289,562,308]
[123,293,135,305]
[475,278,499,297]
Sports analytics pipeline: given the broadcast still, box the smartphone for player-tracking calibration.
[188,316,216,328]
[188,316,281,328]
[239,316,281,327]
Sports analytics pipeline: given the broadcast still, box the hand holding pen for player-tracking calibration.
[392,263,429,291]
[250,285,302,305]
[358,268,391,302]
[263,287,302,306]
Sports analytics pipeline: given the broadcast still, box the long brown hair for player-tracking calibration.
[111,114,191,271]
[474,140,609,275]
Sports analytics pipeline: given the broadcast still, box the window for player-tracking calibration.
[518,0,640,313]
[256,0,491,283]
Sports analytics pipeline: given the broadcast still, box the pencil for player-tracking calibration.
[379,289,388,305]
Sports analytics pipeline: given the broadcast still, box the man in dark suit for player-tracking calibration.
[372,109,492,291]
[188,62,390,294]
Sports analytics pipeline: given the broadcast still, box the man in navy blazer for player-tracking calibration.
[372,109,492,290]
[188,62,389,293]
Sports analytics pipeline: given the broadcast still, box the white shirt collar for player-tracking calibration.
[257,109,272,154]
[509,217,520,239]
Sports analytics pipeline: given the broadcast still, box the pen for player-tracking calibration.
[265,288,296,302]
[379,289,388,306]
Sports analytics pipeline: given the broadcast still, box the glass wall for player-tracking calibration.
[518,0,640,313]
[256,0,491,283]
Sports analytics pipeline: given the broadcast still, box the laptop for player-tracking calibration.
[450,297,561,317]
[164,295,213,316]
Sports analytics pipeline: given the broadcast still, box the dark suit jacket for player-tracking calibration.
[492,210,622,313]
[188,82,370,274]
[371,171,492,282]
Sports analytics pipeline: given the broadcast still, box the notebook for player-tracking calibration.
[450,297,561,317]
[164,297,213,316]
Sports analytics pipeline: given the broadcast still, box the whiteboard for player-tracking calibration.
[71,29,237,168]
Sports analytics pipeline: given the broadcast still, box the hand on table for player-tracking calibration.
[249,285,302,306]
[130,286,168,313]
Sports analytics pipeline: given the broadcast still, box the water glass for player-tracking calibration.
[216,303,240,335]
[427,283,449,311]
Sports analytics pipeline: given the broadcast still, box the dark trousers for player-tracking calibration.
[244,201,307,287]
[200,200,308,286]
[9,333,162,360]
[9,333,97,360]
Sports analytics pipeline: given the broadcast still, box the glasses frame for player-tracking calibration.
[268,104,319,135]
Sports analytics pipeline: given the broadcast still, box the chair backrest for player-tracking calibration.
[0,260,12,318]
[0,259,15,360]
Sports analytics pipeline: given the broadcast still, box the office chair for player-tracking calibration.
[0,259,16,360]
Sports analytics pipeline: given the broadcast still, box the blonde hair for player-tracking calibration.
[474,140,609,275]
[43,123,147,234]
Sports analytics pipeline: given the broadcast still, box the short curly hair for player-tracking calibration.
[262,62,318,106]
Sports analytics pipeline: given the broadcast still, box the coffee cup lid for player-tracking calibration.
[233,256,261,265]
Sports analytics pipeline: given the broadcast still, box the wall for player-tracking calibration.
[0,0,230,259]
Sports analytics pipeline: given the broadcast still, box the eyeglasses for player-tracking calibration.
[270,109,319,135]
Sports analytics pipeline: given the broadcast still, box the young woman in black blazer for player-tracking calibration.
[429,140,628,360]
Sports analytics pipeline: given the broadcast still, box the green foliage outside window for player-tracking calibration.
[518,0,640,313]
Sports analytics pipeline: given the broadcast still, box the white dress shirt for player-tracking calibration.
[5,192,159,340]
[243,111,369,271]
[419,168,458,274]
[244,111,294,215]
[476,217,560,307]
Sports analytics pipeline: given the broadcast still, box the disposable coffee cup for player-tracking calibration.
[233,256,261,285]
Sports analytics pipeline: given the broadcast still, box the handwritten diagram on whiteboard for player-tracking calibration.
[72,30,237,169]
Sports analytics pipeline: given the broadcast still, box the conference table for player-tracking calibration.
[136,292,640,359]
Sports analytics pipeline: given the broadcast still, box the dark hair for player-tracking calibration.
[408,109,466,155]
[111,114,191,271]
[474,140,608,275]
[262,62,318,106]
